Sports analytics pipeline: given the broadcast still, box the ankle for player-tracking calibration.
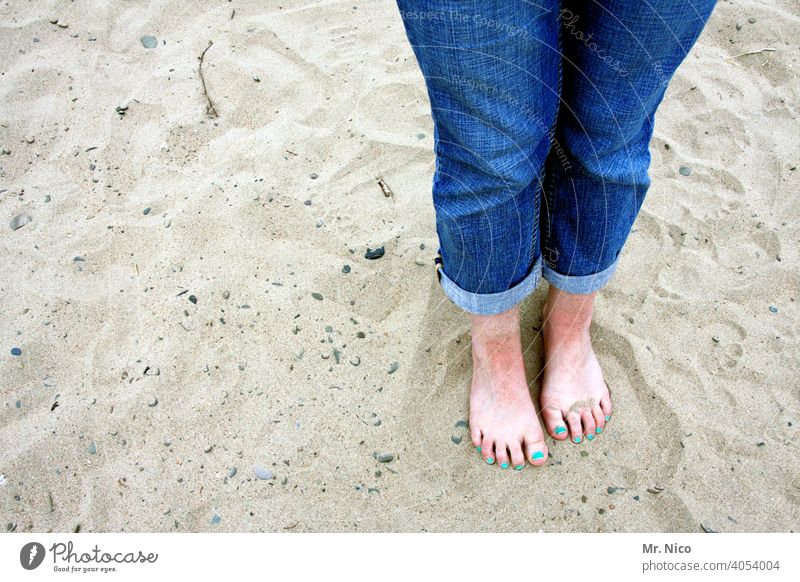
[470,306,520,343]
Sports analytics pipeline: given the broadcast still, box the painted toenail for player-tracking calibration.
[573,437,582,443]
[486,457,494,465]
[586,434,594,440]
[476,446,481,452]
[605,415,611,421]
[500,462,509,469]
[555,426,567,435]
[596,427,602,433]
[532,451,545,460]
[514,465,524,470]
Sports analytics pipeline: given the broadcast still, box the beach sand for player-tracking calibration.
[1,0,798,532]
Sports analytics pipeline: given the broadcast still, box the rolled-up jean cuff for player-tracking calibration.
[437,256,542,315]
[542,258,619,295]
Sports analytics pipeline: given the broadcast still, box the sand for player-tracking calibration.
[1,0,798,533]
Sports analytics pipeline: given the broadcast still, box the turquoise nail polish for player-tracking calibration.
[514,465,524,470]
[605,415,611,421]
[574,437,582,443]
[486,457,494,465]
[532,451,545,461]
[596,427,602,433]
[555,426,567,435]
[500,462,509,469]
[476,446,481,453]
[586,434,594,441]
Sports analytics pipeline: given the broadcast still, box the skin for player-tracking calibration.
[469,285,612,467]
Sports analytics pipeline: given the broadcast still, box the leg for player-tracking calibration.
[539,0,717,442]
[396,0,559,466]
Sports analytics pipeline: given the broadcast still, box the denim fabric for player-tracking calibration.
[397,0,716,314]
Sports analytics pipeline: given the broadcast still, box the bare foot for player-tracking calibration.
[468,305,548,468]
[540,286,613,444]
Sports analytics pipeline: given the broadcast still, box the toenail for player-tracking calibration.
[514,465,524,470]
[596,427,602,433]
[500,462,509,469]
[476,446,481,452]
[531,451,545,461]
[573,437,582,443]
[554,426,567,435]
[486,457,494,465]
[586,434,594,441]
[605,415,611,421]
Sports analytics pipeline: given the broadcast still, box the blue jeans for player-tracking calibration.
[397,0,716,314]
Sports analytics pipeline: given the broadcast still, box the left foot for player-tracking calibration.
[539,286,613,444]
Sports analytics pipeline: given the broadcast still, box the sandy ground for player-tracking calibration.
[1,0,798,533]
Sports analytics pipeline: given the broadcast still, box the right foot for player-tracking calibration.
[468,306,548,469]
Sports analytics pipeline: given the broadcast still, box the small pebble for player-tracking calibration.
[148,396,158,407]
[204,445,213,453]
[416,133,425,139]
[769,306,778,313]
[701,523,717,533]
[228,467,237,478]
[141,35,158,49]
[388,361,399,374]
[310,173,319,179]
[88,441,97,455]
[10,347,22,356]
[143,207,151,215]
[364,246,385,260]
[304,199,312,206]
[679,166,692,176]
[735,22,743,30]
[747,16,756,24]
[10,214,32,231]
[211,514,221,525]
[311,292,323,300]
[188,295,197,304]
[342,265,351,274]
[376,453,394,463]
[253,466,274,480]
[451,435,462,445]
[454,420,468,428]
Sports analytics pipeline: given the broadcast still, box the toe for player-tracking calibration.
[471,426,482,448]
[592,406,606,433]
[481,436,496,465]
[524,433,548,466]
[566,412,583,443]
[581,410,596,440]
[600,386,613,420]
[509,442,526,470]
[495,443,511,469]
[542,407,569,440]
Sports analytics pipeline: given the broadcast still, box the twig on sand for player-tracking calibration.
[199,41,219,117]
[729,47,776,59]
[377,176,394,199]
[230,8,236,20]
